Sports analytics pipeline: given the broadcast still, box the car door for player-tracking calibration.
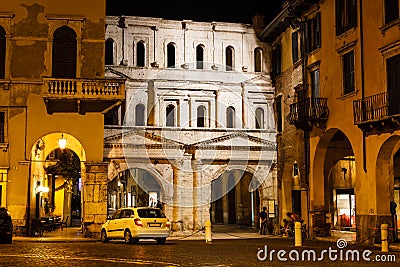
[107,209,121,239]
[115,209,132,238]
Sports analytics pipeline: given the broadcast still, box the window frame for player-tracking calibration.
[167,42,176,68]
[335,0,357,36]
[342,50,355,95]
[305,13,321,54]
[254,47,263,72]
[136,41,146,67]
[226,106,235,128]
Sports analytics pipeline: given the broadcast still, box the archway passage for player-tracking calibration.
[210,170,259,227]
[44,148,82,227]
[107,168,162,215]
[314,129,356,236]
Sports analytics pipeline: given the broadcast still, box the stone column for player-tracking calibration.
[222,172,229,224]
[171,158,183,231]
[82,162,108,238]
[192,159,202,230]
[241,84,248,128]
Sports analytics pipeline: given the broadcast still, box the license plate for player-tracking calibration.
[148,223,161,227]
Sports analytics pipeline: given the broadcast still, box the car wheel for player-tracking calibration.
[101,229,109,243]
[124,230,133,244]
[156,237,166,244]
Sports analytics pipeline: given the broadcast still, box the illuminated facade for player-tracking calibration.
[104,16,278,231]
[0,0,125,236]
[260,0,400,242]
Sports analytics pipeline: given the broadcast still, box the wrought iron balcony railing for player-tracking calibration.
[287,97,329,130]
[42,77,125,114]
[353,92,400,135]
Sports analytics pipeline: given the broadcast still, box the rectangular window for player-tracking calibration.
[292,31,299,63]
[275,96,282,133]
[311,69,320,98]
[343,51,355,94]
[0,112,4,143]
[305,13,321,53]
[385,0,400,24]
[335,0,357,36]
[271,45,281,79]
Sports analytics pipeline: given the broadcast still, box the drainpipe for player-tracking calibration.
[359,0,367,173]
[299,14,311,236]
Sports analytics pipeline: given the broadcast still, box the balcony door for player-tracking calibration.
[388,55,400,116]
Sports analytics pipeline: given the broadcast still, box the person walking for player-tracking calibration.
[259,207,268,235]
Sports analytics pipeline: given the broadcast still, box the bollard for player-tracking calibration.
[295,221,302,247]
[381,223,388,252]
[205,220,212,243]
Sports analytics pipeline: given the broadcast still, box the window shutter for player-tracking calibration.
[335,0,344,35]
[292,31,299,63]
[315,13,321,48]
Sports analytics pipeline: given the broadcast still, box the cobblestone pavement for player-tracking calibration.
[2,229,400,266]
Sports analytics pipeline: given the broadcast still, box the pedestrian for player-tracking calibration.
[286,212,301,232]
[259,207,268,235]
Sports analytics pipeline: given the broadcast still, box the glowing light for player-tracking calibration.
[58,133,67,149]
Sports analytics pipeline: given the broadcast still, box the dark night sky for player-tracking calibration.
[106,0,284,25]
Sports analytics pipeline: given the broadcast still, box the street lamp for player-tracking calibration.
[58,133,67,149]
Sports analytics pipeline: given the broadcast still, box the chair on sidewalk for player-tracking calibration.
[60,216,69,230]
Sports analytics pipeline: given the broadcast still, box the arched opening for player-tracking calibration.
[314,129,356,236]
[0,26,5,79]
[28,133,87,234]
[254,48,262,72]
[136,41,145,67]
[196,45,204,69]
[105,38,114,65]
[210,170,258,227]
[135,104,145,126]
[52,26,77,78]
[197,105,206,127]
[166,104,175,127]
[225,46,234,71]
[226,106,235,128]
[255,107,264,129]
[107,168,163,213]
[167,43,175,68]
[44,148,82,226]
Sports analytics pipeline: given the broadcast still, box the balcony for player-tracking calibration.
[42,78,125,114]
[287,97,329,131]
[353,92,400,135]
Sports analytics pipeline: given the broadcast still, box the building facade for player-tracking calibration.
[260,0,400,242]
[0,0,125,236]
[104,16,278,231]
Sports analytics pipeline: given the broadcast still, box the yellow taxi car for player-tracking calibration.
[101,207,171,244]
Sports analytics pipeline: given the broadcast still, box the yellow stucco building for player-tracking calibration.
[0,0,125,236]
[260,0,400,242]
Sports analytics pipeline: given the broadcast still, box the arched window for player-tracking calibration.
[255,107,264,129]
[166,104,175,127]
[225,46,234,71]
[167,43,175,68]
[105,38,114,65]
[196,45,204,69]
[254,48,262,72]
[0,26,5,79]
[136,41,145,67]
[197,105,206,127]
[135,104,145,126]
[226,106,235,128]
[52,26,77,78]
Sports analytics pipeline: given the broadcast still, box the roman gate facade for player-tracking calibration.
[104,16,278,231]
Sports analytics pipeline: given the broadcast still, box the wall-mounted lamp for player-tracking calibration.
[36,183,49,194]
[58,133,67,149]
[292,161,301,190]
[341,167,347,180]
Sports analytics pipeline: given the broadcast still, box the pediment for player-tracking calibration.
[193,132,275,149]
[242,74,272,86]
[105,67,130,79]
[104,130,184,147]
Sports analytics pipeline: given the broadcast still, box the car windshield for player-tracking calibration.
[137,209,166,218]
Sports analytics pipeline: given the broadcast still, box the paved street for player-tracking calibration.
[1,236,399,266]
